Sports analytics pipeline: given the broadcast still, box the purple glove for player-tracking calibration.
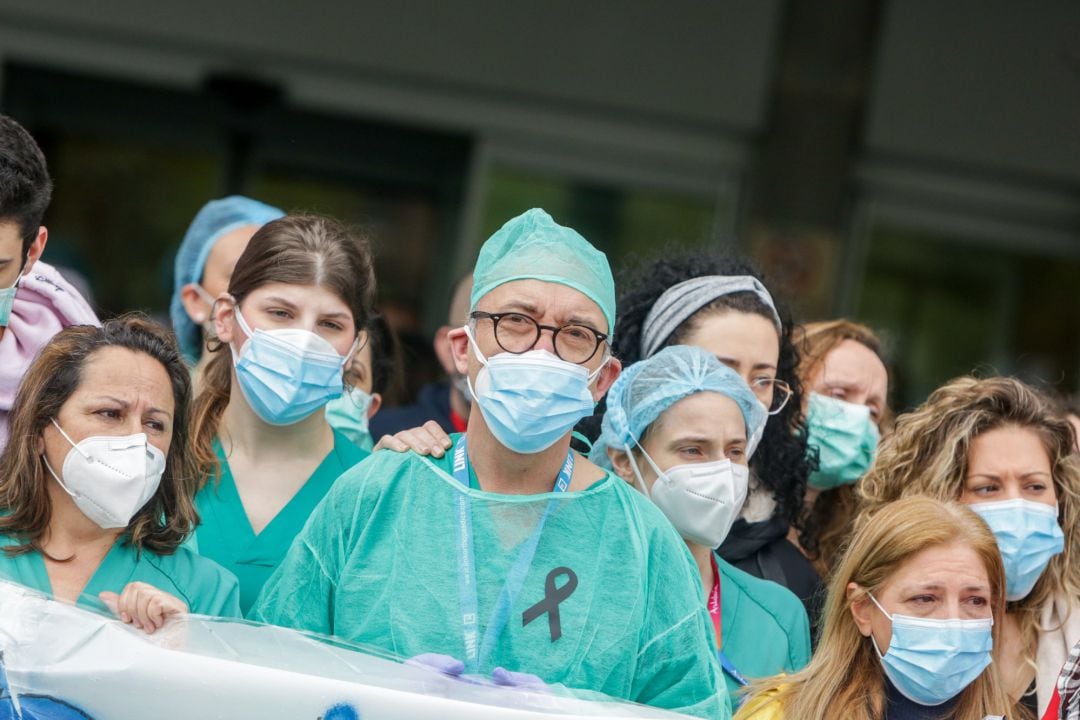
[491,667,548,690]
[406,653,465,677]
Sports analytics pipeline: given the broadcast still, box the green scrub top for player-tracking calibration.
[0,533,241,618]
[194,430,367,614]
[252,434,730,720]
[716,552,810,700]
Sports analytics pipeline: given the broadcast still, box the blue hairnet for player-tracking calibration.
[471,208,616,333]
[589,344,767,468]
[170,196,284,362]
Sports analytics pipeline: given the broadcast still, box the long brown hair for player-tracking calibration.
[859,375,1080,678]
[795,319,891,579]
[738,497,1014,720]
[190,214,376,481]
[0,315,199,555]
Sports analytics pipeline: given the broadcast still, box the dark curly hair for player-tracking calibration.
[579,251,812,530]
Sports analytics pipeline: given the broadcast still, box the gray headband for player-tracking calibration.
[640,275,783,358]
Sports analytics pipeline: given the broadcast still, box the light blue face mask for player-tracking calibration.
[806,393,881,490]
[465,325,603,455]
[0,275,21,327]
[970,498,1064,601]
[325,386,375,451]
[868,592,993,706]
[231,307,352,426]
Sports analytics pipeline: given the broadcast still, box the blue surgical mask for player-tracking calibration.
[868,592,993,706]
[0,275,21,327]
[325,386,375,451]
[970,499,1064,601]
[465,325,602,454]
[806,393,880,490]
[231,307,352,426]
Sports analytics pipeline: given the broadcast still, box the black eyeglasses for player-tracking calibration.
[470,311,608,364]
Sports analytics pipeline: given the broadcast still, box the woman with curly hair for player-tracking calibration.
[860,376,1080,718]
[602,253,820,621]
[791,320,889,580]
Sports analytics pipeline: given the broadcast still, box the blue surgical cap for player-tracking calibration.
[471,208,617,333]
[590,345,767,468]
[169,196,284,362]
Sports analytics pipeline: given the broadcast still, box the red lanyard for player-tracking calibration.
[708,554,722,646]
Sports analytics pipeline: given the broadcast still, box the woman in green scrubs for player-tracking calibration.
[0,317,241,629]
[190,214,376,614]
[591,344,811,706]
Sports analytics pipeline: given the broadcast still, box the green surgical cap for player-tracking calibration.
[471,208,617,333]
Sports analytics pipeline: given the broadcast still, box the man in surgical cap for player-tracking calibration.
[169,195,283,377]
[253,209,730,719]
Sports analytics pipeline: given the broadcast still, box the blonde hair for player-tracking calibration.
[795,319,890,579]
[737,497,1014,720]
[859,376,1080,674]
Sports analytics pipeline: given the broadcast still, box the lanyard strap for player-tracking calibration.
[453,435,573,672]
[710,555,749,689]
[708,554,722,643]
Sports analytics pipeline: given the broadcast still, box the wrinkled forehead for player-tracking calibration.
[474,278,609,333]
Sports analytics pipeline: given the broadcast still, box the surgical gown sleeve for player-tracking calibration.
[629,510,732,720]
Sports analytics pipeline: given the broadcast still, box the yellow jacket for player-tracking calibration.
[733,686,785,720]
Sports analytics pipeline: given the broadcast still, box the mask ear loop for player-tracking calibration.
[50,419,89,460]
[462,324,489,366]
[221,295,256,363]
[622,435,670,497]
[586,352,611,384]
[864,590,892,658]
[461,324,491,406]
[43,419,87,500]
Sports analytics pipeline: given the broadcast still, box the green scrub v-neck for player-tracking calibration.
[193,431,367,614]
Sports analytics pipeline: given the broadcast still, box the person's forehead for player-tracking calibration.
[662,392,746,437]
[477,279,607,329]
[888,541,988,588]
[687,312,780,364]
[205,224,259,273]
[76,348,175,407]
[821,341,887,387]
[247,282,353,316]
[968,425,1051,469]
[0,220,22,256]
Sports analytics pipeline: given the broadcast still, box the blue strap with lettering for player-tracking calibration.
[453,435,573,672]
[718,649,750,688]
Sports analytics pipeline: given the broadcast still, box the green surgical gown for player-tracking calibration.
[194,430,367,614]
[716,553,810,702]
[0,532,241,617]
[252,435,730,720]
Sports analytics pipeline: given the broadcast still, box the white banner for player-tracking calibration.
[0,580,691,720]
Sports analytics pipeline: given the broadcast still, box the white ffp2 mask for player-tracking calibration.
[627,448,749,547]
[43,419,166,529]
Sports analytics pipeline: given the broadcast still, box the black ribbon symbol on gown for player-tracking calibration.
[522,567,577,642]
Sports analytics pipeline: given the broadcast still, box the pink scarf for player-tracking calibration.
[0,261,100,450]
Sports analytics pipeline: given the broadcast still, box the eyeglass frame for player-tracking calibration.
[468,310,609,365]
[747,376,792,416]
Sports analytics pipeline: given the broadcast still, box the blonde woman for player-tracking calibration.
[737,497,1014,720]
[792,320,890,579]
[859,376,1080,717]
